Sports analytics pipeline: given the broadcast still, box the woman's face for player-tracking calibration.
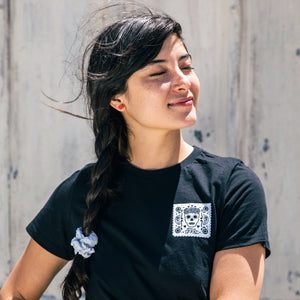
[112,33,200,134]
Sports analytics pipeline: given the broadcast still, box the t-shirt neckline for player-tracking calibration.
[122,146,201,176]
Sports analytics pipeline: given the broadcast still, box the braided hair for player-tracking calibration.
[62,11,183,299]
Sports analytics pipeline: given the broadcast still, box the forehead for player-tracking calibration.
[128,34,191,78]
[154,33,188,59]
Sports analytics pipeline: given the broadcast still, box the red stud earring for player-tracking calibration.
[118,104,124,110]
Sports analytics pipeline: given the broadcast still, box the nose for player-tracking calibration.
[172,69,191,92]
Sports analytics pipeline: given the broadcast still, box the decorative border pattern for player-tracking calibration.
[172,203,211,238]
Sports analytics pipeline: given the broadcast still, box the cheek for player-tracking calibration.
[143,80,171,94]
[138,82,171,106]
[192,76,200,94]
[191,76,200,107]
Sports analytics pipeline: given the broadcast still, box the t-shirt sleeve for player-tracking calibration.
[215,162,271,257]
[26,172,81,260]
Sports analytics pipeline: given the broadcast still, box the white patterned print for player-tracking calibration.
[172,203,211,238]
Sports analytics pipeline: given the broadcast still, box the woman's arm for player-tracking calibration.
[0,238,68,300]
[209,243,266,300]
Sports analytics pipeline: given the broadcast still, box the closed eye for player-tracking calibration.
[149,71,166,77]
[182,66,194,70]
[149,66,194,77]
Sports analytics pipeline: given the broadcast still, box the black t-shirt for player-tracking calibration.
[27,146,270,299]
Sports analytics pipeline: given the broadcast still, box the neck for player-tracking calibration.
[127,129,193,170]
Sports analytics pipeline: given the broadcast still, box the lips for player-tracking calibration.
[168,96,194,107]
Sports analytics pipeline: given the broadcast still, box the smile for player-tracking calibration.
[168,96,193,107]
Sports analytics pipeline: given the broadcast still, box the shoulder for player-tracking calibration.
[56,163,93,194]
[63,163,93,187]
[188,147,270,257]
[26,163,95,260]
[191,146,241,168]
[187,146,265,200]
[188,146,244,183]
[44,163,94,211]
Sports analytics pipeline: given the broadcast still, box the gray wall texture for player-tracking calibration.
[1,0,300,299]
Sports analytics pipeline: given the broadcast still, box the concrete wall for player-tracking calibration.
[1,0,299,299]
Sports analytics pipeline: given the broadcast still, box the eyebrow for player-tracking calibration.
[148,54,192,65]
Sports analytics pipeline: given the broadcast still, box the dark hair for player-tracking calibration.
[62,10,182,300]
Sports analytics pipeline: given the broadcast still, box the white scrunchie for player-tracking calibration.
[71,227,98,258]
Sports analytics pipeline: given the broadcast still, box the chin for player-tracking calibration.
[180,117,197,129]
[182,111,197,128]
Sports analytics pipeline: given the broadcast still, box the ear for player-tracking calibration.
[110,97,125,112]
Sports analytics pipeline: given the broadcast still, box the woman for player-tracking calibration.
[0,10,270,300]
